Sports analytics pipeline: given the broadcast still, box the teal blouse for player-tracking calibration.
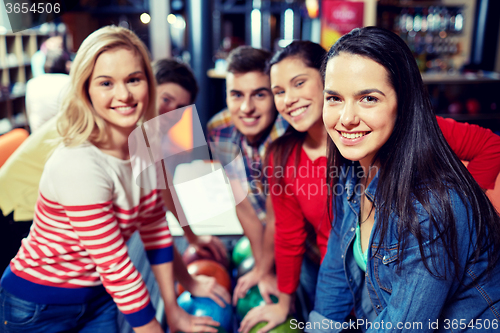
[353,223,368,271]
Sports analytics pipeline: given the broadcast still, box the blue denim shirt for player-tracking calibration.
[307,164,500,333]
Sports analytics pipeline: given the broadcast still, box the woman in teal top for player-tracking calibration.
[309,27,500,333]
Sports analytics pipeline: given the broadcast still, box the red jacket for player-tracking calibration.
[271,116,500,294]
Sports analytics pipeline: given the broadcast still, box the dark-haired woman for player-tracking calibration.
[308,27,500,333]
[240,39,500,333]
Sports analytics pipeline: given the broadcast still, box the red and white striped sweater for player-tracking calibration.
[1,143,173,327]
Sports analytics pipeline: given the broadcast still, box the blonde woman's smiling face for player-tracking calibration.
[88,47,149,134]
[323,53,397,168]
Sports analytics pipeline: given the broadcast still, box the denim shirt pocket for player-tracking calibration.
[372,245,399,294]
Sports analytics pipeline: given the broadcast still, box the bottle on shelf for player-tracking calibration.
[385,3,464,73]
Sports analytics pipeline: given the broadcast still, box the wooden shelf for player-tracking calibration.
[0,63,22,69]
[0,32,48,131]
[10,91,26,99]
[422,72,500,84]
[378,1,465,8]
[207,69,227,79]
[437,113,500,121]
[0,92,25,102]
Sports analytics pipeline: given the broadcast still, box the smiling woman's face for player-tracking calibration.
[323,53,397,168]
[88,47,148,134]
[270,56,324,133]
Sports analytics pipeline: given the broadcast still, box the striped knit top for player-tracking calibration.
[1,143,173,328]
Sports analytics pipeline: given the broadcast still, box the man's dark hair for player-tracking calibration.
[44,49,69,74]
[226,46,271,74]
[152,58,198,103]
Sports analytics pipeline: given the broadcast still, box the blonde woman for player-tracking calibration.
[0,26,218,333]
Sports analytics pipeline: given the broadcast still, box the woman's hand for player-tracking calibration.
[167,305,220,333]
[187,275,231,307]
[257,274,279,304]
[233,268,260,305]
[233,270,278,305]
[238,302,288,333]
[188,235,227,263]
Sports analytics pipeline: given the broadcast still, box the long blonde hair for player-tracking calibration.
[58,26,157,147]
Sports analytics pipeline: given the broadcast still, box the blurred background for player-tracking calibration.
[1,2,499,331]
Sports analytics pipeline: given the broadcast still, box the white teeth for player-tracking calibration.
[341,132,367,139]
[241,117,257,124]
[290,106,307,117]
[115,106,133,111]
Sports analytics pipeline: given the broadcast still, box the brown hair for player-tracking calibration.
[226,46,271,74]
[152,58,198,103]
[44,49,69,74]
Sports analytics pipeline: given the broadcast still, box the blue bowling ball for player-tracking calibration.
[177,291,233,332]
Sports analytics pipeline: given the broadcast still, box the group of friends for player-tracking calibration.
[0,24,499,333]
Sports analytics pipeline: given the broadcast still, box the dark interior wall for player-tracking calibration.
[470,0,500,71]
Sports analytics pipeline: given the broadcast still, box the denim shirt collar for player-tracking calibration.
[344,163,380,204]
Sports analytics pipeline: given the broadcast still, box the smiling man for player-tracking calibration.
[226,68,275,143]
[207,46,288,305]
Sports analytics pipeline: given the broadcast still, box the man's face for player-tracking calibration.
[226,71,276,143]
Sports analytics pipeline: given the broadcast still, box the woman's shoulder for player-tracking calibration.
[404,186,475,247]
[265,141,302,180]
[41,143,120,205]
[412,185,470,215]
[43,143,127,190]
[46,143,106,171]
